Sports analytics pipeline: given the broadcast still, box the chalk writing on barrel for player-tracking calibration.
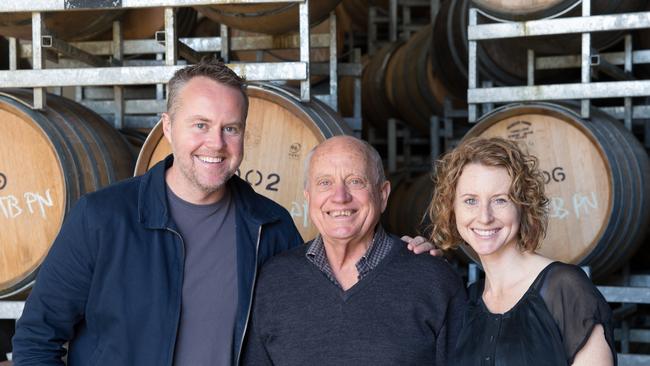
[289,200,310,228]
[548,192,598,220]
[0,189,53,219]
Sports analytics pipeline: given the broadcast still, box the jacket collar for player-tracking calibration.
[137,155,283,229]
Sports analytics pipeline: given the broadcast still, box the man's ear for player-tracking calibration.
[379,180,391,213]
[162,113,172,144]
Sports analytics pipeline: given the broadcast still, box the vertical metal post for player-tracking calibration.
[164,7,177,66]
[156,53,164,100]
[113,20,124,130]
[467,8,478,122]
[527,49,535,86]
[8,37,17,70]
[220,24,230,62]
[32,12,46,109]
[430,115,440,159]
[329,11,338,112]
[299,0,311,101]
[388,118,397,173]
[430,0,440,23]
[352,48,362,130]
[403,4,411,39]
[389,0,397,42]
[368,7,377,55]
[624,34,632,131]
[75,86,83,102]
[481,80,494,114]
[580,0,591,118]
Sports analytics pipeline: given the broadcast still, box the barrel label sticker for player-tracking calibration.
[65,0,121,9]
[506,120,533,140]
[288,143,302,160]
[0,190,54,220]
[0,172,6,190]
[236,169,280,192]
[548,192,599,221]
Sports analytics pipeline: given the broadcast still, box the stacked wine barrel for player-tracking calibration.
[0,90,134,298]
[463,103,649,278]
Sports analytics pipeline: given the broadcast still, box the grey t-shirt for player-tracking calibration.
[167,185,238,366]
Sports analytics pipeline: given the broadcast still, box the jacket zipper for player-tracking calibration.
[235,225,262,365]
[166,227,186,366]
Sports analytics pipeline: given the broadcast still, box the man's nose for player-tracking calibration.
[205,129,225,149]
[331,181,352,202]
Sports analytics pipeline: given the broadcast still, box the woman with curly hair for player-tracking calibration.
[428,137,615,366]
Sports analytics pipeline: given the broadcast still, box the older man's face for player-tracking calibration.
[304,138,390,246]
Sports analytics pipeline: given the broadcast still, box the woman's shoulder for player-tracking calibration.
[536,261,596,294]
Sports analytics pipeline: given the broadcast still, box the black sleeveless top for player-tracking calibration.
[452,262,616,366]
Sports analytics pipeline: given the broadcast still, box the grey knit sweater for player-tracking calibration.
[242,235,467,366]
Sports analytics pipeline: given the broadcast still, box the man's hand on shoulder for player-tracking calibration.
[401,235,443,257]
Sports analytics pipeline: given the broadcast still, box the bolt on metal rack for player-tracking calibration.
[466,1,650,364]
[0,0,313,116]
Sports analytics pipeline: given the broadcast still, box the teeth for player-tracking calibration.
[473,228,499,237]
[197,156,224,163]
[329,210,353,217]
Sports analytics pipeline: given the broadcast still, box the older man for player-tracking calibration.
[242,136,466,366]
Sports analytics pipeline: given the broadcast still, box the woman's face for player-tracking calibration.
[453,163,521,258]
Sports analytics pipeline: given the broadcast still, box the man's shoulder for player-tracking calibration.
[83,175,142,207]
[261,244,308,272]
[385,235,464,291]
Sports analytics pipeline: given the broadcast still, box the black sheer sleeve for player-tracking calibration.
[538,262,616,365]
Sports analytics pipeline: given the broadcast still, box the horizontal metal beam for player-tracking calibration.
[82,99,166,114]
[468,80,650,104]
[0,62,307,87]
[0,301,24,320]
[598,286,650,304]
[601,105,650,120]
[615,329,650,343]
[536,50,650,70]
[618,354,650,366]
[20,34,330,58]
[468,11,650,40]
[0,0,302,12]
[311,62,362,77]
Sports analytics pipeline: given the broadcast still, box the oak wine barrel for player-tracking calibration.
[462,102,650,278]
[0,90,134,298]
[194,1,342,35]
[361,42,402,132]
[0,10,124,41]
[386,24,464,134]
[134,83,351,241]
[229,16,344,87]
[382,173,433,237]
[472,0,645,22]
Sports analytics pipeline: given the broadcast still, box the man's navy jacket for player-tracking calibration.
[12,155,303,365]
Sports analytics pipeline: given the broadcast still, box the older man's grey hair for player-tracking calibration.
[303,136,386,189]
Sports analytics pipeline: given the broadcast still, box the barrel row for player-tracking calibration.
[360,0,649,134]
